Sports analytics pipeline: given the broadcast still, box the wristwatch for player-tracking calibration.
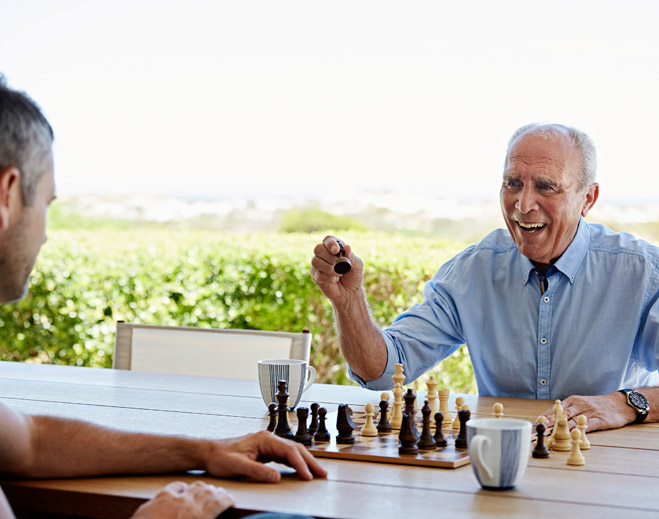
[619,389,650,424]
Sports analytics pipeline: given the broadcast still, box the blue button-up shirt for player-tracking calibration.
[353,219,659,399]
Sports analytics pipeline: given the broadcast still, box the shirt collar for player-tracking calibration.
[520,217,590,286]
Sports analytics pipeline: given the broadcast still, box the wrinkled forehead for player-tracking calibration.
[505,129,580,177]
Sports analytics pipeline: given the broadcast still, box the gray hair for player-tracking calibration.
[0,75,54,205]
[505,123,597,190]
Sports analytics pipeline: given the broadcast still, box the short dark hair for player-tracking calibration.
[0,75,54,204]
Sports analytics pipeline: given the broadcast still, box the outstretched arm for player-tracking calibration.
[0,403,326,481]
[311,235,388,381]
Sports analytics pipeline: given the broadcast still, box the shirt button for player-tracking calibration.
[543,296,550,303]
[540,338,547,344]
[540,379,547,385]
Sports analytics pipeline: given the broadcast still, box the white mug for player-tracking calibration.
[467,418,532,490]
[258,359,316,409]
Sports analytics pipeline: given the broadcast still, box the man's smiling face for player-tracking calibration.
[500,128,598,272]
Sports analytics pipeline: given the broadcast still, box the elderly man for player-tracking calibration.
[311,123,659,433]
[0,78,325,519]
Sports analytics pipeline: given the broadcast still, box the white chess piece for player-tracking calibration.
[438,388,451,427]
[567,428,585,465]
[426,376,439,417]
[391,383,404,429]
[361,403,378,437]
[577,415,590,450]
[452,396,465,429]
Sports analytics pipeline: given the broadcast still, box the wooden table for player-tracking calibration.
[1,361,658,518]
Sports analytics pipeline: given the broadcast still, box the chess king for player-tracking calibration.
[310,123,659,433]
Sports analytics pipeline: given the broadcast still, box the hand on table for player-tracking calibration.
[206,431,328,483]
[131,481,234,519]
[311,235,364,303]
[542,392,636,432]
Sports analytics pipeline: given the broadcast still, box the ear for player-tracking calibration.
[0,167,22,230]
[581,183,599,217]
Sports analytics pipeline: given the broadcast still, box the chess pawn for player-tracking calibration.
[452,397,465,430]
[314,407,331,442]
[377,399,392,433]
[454,409,470,449]
[577,415,590,450]
[361,403,378,437]
[438,389,451,427]
[433,412,448,447]
[426,376,439,416]
[536,415,551,448]
[294,407,312,446]
[567,428,585,466]
[532,422,550,458]
[417,401,436,450]
[267,402,277,432]
[391,383,404,429]
[493,402,504,419]
[552,411,571,452]
[393,363,405,387]
[309,402,320,436]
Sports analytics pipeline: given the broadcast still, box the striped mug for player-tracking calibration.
[467,418,532,490]
[258,359,316,409]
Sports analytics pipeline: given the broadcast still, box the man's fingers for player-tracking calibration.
[322,235,342,256]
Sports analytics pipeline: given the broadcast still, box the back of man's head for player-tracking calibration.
[0,75,54,205]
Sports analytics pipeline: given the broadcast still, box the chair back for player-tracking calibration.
[113,321,311,380]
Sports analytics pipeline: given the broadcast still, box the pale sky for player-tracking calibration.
[2,0,659,203]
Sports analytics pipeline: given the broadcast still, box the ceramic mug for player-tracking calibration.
[467,418,532,490]
[258,359,316,409]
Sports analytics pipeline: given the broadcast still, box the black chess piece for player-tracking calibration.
[377,399,392,433]
[336,404,356,444]
[417,401,437,450]
[398,412,419,454]
[533,422,550,458]
[403,389,419,440]
[294,407,312,446]
[267,402,277,432]
[454,409,470,449]
[433,412,448,447]
[314,407,330,442]
[309,403,319,436]
[274,379,294,440]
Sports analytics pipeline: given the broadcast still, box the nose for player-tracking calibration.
[515,185,539,214]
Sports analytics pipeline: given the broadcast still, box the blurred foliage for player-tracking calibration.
[0,222,476,392]
[279,209,367,234]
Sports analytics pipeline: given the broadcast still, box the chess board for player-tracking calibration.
[293,408,470,469]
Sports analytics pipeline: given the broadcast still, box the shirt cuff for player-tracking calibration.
[346,333,401,391]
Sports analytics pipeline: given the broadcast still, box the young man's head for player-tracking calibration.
[0,77,56,303]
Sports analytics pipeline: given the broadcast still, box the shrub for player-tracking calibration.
[0,228,476,392]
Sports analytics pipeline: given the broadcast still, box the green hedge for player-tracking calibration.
[0,228,476,392]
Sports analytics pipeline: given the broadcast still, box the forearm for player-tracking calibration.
[11,416,213,479]
[332,288,388,381]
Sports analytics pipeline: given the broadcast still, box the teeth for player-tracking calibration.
[518,222,545,230]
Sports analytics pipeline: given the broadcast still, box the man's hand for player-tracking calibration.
[205,431,328,483]
[311,236,364,303]
[131,481,235,519]
[542,392,637,432]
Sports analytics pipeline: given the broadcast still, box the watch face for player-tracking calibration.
[629,391,649,410]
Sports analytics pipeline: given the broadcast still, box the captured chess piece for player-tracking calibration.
[532,422,550,458]
[577,415,590,450]
[274,380,294,440]
[294,407,312,446]
[418,401,437,450]
[493,402,504,418]
[336,404,356,444]
[454,409,470,449]
[567,428,585,466]
[314,407,330,442]
[552,411,571,452]
[267,402,277,432]
[361,403,378,437]
[377,399,392,432]
[333,240,352,274]
[433,412,448,447]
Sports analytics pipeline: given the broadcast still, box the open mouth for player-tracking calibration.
[517,221,546,233]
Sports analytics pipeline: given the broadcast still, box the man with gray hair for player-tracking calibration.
[311,123,659,432]
[0,77,324,519]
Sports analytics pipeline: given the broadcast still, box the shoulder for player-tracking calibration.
[586,221,659,265]
[437,228,517,276]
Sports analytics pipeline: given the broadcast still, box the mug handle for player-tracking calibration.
[470,435,493,480]
[303,366,316,392]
